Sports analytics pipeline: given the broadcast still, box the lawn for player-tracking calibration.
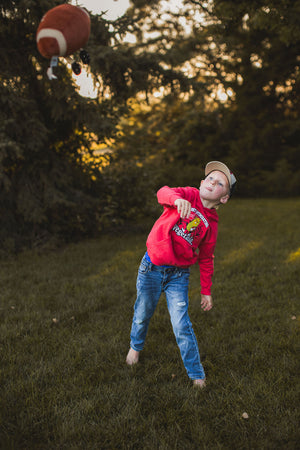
[0,199,299,449]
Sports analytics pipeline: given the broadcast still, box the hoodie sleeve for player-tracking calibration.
[157,186,191,207]
[197,214,218,295]
[198,242,215,295]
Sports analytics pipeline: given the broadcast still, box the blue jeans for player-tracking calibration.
[129,255,205,380]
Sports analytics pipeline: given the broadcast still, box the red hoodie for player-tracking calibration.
[146,186,219,295]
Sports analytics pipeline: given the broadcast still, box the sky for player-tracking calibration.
[72,1,185,20]
[71,0,131,20]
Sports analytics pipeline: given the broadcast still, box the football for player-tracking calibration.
[36,4,90,59]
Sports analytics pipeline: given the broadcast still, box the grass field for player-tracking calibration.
[0,199,299,449]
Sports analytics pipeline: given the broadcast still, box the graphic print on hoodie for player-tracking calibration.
[172,207,209,247]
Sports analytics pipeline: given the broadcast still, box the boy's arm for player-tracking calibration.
[157,186,191,218]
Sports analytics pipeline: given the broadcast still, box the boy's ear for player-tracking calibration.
[220,194,229,205]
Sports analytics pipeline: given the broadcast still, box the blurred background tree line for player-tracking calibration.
[0,0,299,251]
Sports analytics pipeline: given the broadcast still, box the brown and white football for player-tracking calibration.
[36,4,90,59]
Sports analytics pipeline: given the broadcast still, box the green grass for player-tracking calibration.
[0,199,299,449]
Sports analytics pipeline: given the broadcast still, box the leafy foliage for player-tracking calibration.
[111,0,300,196]
[0,1,105,250]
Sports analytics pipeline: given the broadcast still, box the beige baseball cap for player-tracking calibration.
[205,161,237,195]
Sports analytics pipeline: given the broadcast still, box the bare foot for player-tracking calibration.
[193,378,206,388]
[126,348,140,365]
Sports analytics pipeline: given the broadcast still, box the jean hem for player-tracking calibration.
[130,343,143,352]
[189,375,206,380]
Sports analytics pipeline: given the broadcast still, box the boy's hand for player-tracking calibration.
[201,295,213,311]
[174,198,191,218]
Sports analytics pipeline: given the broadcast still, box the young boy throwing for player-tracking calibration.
[126,161,237,387]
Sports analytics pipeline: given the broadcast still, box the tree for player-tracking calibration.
[201,0,300,195]
[0,0,111,250]
[2,0,213,251]
[111,0,300,196]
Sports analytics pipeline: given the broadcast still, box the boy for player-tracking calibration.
[126,161,237,387]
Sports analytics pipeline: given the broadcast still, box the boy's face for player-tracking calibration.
[199,170,230,205]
